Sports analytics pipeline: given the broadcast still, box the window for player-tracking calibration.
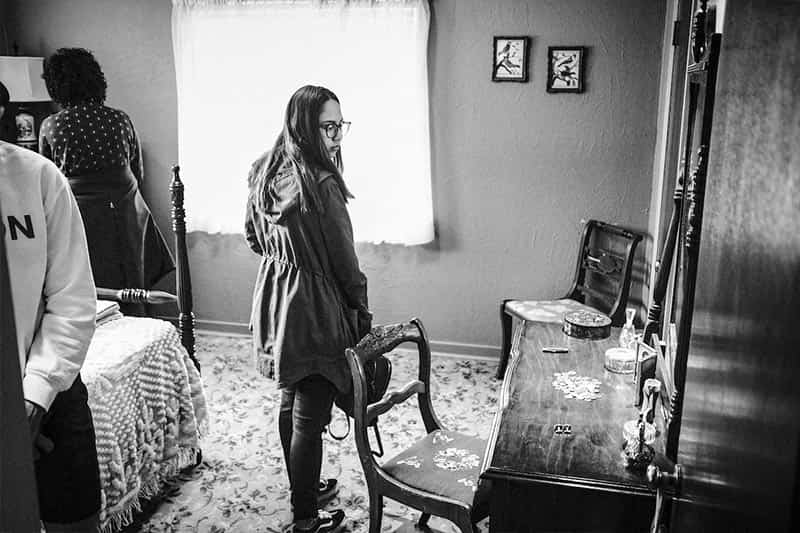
[171,0,433,244]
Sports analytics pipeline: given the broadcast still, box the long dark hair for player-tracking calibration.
[249,85,352,214]
[42,48,107,107]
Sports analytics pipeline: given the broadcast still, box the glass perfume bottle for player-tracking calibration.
[618,308,637,351]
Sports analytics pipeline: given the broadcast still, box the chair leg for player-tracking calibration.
[368,493,383,533]
[496,302,513,380]
[418,512,431,528]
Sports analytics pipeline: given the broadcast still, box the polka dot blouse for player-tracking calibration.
[38,102,143,182]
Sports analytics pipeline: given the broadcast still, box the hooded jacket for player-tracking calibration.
[0,141,96,410]
[245,152,371,393]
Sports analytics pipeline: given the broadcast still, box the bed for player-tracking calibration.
[82,166,207,532]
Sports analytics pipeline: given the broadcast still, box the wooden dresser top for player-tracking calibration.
[481,320,659,495]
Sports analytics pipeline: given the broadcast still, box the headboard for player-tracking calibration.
[95,165,198,372]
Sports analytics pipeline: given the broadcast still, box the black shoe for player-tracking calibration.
[293,509,345,533]
[318,478,339,505]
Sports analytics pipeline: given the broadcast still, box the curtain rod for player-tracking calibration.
[172,0,426,7]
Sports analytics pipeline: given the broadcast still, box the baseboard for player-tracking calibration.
[428,341,499,360]
[194,319,252,337]
[181,318,501,360]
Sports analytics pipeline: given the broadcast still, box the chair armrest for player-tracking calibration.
[96,287,178,305]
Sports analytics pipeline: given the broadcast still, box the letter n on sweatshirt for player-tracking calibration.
[6,215,35,240]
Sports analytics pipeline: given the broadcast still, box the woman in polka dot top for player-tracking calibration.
[39,48,174,310]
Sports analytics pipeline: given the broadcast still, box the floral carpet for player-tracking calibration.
[122,333,500,533]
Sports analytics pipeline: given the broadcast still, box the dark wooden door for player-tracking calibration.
[667,1,800,531]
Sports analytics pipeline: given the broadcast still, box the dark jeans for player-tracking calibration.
[279,374,336,521]
[35,374,101,525]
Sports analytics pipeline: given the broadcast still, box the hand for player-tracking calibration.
[25,400,44,435]
[25,400,53,460]
[357,309,373,340]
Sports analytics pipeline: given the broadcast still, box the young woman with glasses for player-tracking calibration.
[245,85,370,533]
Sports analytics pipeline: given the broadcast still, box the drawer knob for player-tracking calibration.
[646,463,682,491]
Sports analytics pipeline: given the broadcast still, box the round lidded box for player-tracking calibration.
[562,309,612,339]
[604,347,637,374]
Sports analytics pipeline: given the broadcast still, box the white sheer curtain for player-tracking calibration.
[171,0,434,245]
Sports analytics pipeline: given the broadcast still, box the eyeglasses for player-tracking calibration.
[320,120,351,140]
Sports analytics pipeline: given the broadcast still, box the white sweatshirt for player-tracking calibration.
[0,141,96,411]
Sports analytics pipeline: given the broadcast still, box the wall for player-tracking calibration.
[7,0,665,355]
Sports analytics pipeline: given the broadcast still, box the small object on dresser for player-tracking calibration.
[553,423,572,435]
[633,340,658,406]
[618,308,638,350]
[562,309,611,339]
[621,415,655,471]
[604,347,637,374]
[542,346,569,353]
[640,378,662,425]
[552,371,603,401]
[622,418,657,446]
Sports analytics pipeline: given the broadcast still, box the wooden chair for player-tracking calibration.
[344,318,490,533]
[95,165,198,371]
[497,219,643,379]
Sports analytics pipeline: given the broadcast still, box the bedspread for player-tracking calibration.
[80,317,208,532]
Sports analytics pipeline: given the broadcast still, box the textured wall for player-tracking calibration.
[8,0,665,355]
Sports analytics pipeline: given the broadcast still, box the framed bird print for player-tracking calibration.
[492,36,530,82]
[547,46,586,93]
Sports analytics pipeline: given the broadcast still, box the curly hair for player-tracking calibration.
[42,48,107,107]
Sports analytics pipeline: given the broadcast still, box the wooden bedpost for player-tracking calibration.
[170,165,199,371]
[0,207,41,530]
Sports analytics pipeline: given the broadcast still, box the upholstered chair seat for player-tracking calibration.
[381,429,489,514]
[504,298,600,324]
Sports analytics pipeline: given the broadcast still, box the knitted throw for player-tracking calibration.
[81,317,208,533]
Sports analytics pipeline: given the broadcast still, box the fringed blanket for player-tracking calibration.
[80,317,208,533]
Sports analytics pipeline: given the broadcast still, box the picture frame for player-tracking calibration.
[492,36,530,82]
[14,110,36,142]
[546,46,586,93]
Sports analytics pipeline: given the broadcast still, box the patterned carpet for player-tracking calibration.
[122,333,500,533]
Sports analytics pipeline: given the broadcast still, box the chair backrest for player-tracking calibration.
[344,318,443,479]
[564,219,643,326]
